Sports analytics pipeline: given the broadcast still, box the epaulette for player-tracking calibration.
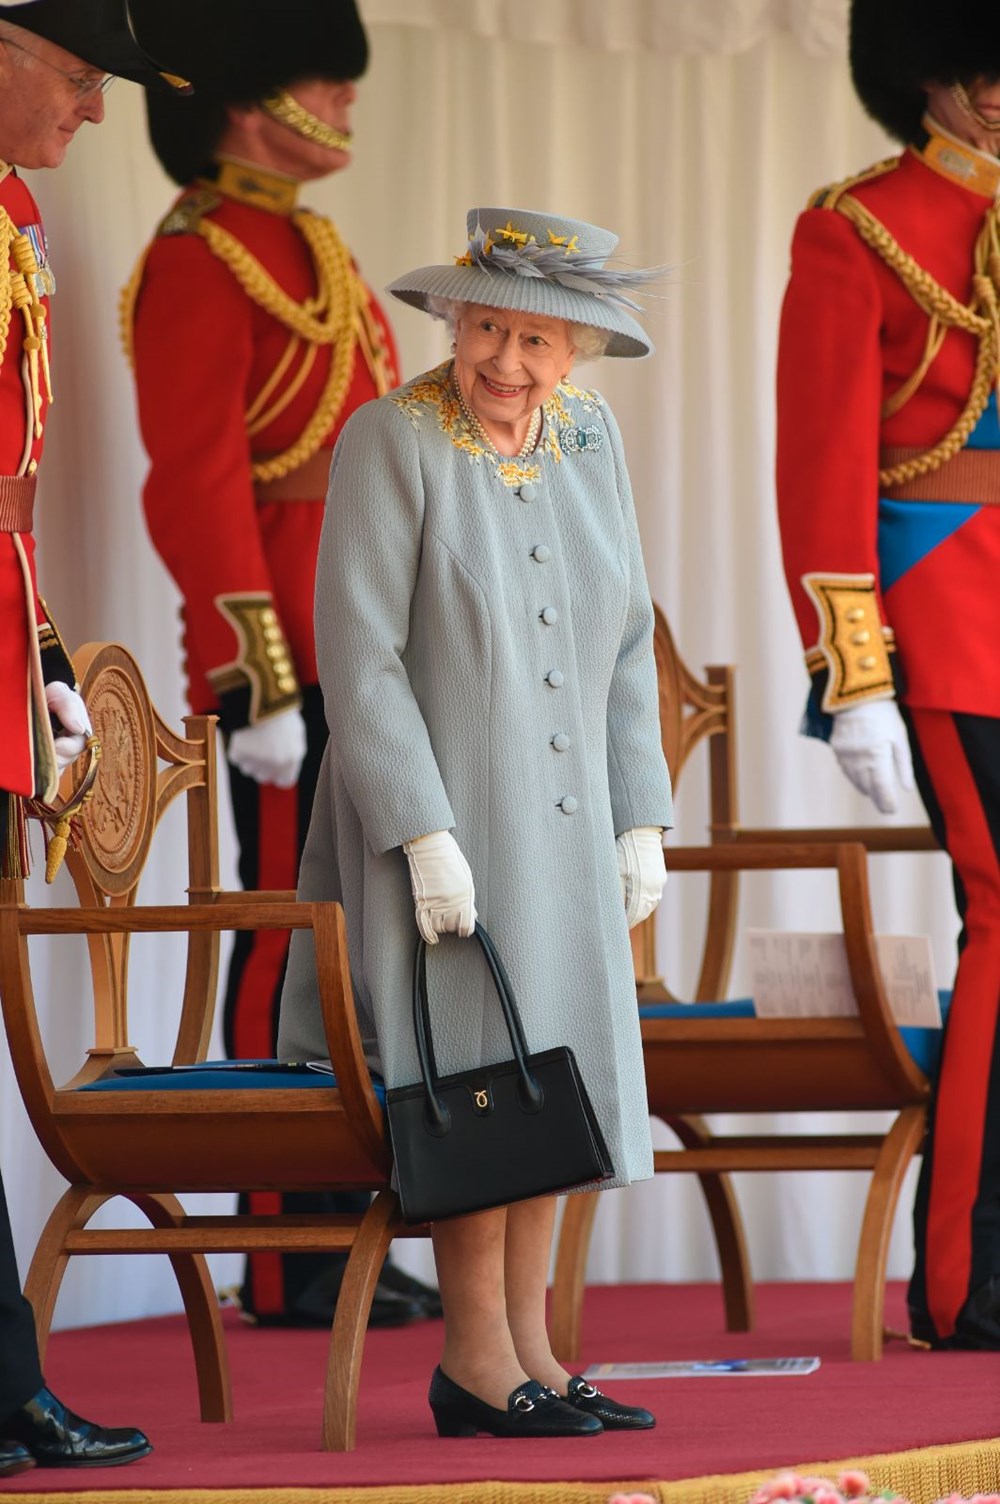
[805,155,901,212]
[156,187,222,237]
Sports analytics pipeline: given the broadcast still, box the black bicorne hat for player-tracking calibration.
[0,0,190,92]
[132,0,369,186]
[851,0,1000,144]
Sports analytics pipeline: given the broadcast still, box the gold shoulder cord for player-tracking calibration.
[0,205,53,436]
[121,208,360,483]
[824,184,1000,489]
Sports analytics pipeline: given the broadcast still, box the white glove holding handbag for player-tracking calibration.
[829,700,915,815]
[616,826,668,928]
[227,707,307,789]
[403,829,477,945]
[44,681,92,773]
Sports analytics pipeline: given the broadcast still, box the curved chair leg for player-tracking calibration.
[667,1115,754,1332]
[851,1105,926,1362]
[323,1190,401,1451]
[550,1191,601,1365]
[24,1187,111,1363]
[128,1193,233,1422]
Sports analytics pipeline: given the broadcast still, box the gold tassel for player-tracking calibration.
[44,816,70,884]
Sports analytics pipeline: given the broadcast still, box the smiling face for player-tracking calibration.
[0,28,107,169]
[925,76,1000,153]
[221,77,358,182]
[453,304,577,448]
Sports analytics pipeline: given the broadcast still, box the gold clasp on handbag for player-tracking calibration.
[474,1089,489,1110]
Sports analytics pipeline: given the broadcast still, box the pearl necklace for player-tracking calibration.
[452,371,542,459]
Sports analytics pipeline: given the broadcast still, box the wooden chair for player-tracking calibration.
[0,642,412,1450]
[550,606,941,1364]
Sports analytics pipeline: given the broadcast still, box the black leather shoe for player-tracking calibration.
[428,1366,603,1437]
[910,1278,1000,1351]
[379,1260,444,1318]
[0,1440,35,1478]
[562,1374,655,1430]
[3,1388,152,1468]
[247,1269,424,1329]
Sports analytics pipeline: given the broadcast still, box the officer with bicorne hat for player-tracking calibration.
[124,0,440,1330]
[776,0,1000,1348]
[0,0,189,1477]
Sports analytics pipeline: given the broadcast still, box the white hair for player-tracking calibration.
[425,294,611,363]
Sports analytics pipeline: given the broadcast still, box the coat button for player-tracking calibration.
[532,544,551,563]
[552,732,570,752]
[558,795,578,815]
[546,669,564,688]
[540,606,558,625]
[518,483,537,503]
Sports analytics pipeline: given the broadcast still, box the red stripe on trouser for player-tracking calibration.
[232,780,300,1316]
[912,709,1000,1338]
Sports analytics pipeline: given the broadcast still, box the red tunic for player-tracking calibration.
[130,179,399,729]
[0,170,70,803]
[777,136,1000,718]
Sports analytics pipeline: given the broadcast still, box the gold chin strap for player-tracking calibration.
[262,90,352,152]
[950,82,1000,139]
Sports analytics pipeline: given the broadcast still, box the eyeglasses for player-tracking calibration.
[1,37,115,97]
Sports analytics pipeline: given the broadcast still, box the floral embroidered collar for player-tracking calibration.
[390,360,602,488]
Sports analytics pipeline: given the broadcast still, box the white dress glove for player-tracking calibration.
[227,707,307,789]
[45,681,92,772]
[829,700,915,815]
[616,826,667,928]
[403,829,477,945]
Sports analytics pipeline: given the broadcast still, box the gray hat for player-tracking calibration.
[387,206,657,359]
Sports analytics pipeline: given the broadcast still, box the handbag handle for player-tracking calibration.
[412,922,544,1134]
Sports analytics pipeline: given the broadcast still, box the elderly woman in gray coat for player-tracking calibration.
[279,205,673,1440]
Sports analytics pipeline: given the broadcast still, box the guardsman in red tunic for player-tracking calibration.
[777,0,1000,1347]
[0,0,190,1475]
[126,0,439,1330]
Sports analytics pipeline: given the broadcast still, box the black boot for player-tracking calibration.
[378,1261,443,1318]
[2,1388,151,1468]
[0,1440,35,1478]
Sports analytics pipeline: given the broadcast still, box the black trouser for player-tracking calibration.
[903,708,1000,1344]
[0,1166,43,1419]
[222,687,367,1318]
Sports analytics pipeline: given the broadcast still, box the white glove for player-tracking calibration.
[45,681,92,772]
[829,700,915,815]
[403,829,477,945]
[616,826,667,928]
[227,708,307,789]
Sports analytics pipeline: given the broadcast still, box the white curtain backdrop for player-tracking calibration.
[1,4,960,1331]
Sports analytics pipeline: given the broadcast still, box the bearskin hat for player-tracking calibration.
[851,0,1000,144]
[131,0,368,186]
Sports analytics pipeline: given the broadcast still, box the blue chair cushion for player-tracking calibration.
[638,993,952,1077]
[78,1059,387,1106]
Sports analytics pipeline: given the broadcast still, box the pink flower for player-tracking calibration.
[837,1474,872,1499]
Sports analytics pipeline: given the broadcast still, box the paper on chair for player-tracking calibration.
[582,1357,820,1379]
[747,931,940,1027]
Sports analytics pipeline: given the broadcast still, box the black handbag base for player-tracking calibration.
[387,1043,614,1225]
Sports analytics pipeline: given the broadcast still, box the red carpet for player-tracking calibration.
[4,1282,999,1495]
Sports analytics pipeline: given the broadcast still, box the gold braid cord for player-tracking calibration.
[119,209,360,484]
[197,210,359,483]
[0,205,52,433]
[832,193,1000,489]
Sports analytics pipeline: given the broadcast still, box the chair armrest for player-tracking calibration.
[666,840,861,871]
[16,902,314,935]
[724,825,938,853]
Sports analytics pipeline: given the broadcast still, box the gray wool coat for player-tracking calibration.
[277,361,673,1189]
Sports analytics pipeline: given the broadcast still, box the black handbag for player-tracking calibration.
[386,922,614,1224]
